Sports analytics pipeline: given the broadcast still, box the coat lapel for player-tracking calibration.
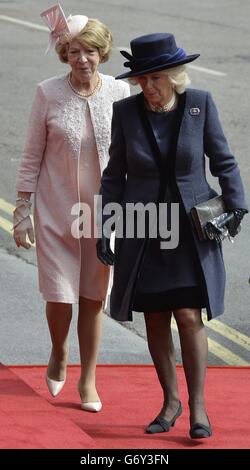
[175,89,204,176]
[88,76,114,173]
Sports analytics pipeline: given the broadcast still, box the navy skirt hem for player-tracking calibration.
[133,287,205,312]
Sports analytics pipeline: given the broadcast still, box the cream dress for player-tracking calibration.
[78,104,109,301]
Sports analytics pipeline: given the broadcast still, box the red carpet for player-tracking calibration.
[1,364,249,449]
[0,364,96,449]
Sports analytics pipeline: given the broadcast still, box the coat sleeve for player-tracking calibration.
[100,102,127,205]
[99,102,127,232]
[204,92,248,211]
[16,85,47,193]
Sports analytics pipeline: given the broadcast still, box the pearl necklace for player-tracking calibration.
[67,73,101,98]
[147,91,177,113]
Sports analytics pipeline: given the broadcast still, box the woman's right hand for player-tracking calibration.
[13,217,35,249]
[96,236,115,265]
[13,199,35,249]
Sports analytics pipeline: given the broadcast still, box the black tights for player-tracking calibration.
[144,308,209,425]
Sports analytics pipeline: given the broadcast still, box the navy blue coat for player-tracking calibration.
[100,89,248,321]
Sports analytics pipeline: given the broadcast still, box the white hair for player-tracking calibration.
[128,65,191,94]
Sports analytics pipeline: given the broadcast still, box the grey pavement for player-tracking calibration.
[0,248,152,365]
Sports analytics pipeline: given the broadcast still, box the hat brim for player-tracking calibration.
[115,54,200,80]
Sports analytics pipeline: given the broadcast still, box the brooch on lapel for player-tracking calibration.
[189,107,200,115]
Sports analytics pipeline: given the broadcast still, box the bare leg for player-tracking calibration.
[77,296,103,403]
[174,308,209,426]
[144,311,180,420]
[46,302,72,381]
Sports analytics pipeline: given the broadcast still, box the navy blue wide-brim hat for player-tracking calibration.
[116,33,200,80]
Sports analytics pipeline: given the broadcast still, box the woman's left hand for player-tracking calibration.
[227,209,248,237]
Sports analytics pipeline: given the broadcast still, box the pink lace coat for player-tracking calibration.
[16,73,130,302]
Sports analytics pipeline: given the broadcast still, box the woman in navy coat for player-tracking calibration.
[97,33,248,438]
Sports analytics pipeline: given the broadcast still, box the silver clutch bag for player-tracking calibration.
[191,195,234,243]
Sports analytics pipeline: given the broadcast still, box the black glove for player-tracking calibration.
[96,236,115,266]
[227,209,248,237]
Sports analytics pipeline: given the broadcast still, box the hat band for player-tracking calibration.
[124,48,186,72]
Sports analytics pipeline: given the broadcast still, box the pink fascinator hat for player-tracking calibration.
[40,3,88,54]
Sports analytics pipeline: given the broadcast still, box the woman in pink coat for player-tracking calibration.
[13,4,129,411]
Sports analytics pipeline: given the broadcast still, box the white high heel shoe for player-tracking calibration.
[78,383,102,412]
[46,374,66,397]
[80,401,102,412]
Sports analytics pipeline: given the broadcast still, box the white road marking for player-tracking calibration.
[188,64,227,77]
[0,14,48,31]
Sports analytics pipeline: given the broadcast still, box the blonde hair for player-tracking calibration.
[129,65,191,94]
[55,18,113,63]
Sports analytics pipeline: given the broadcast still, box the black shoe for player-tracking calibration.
[146,400,182,434]
[189,415,212,439]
